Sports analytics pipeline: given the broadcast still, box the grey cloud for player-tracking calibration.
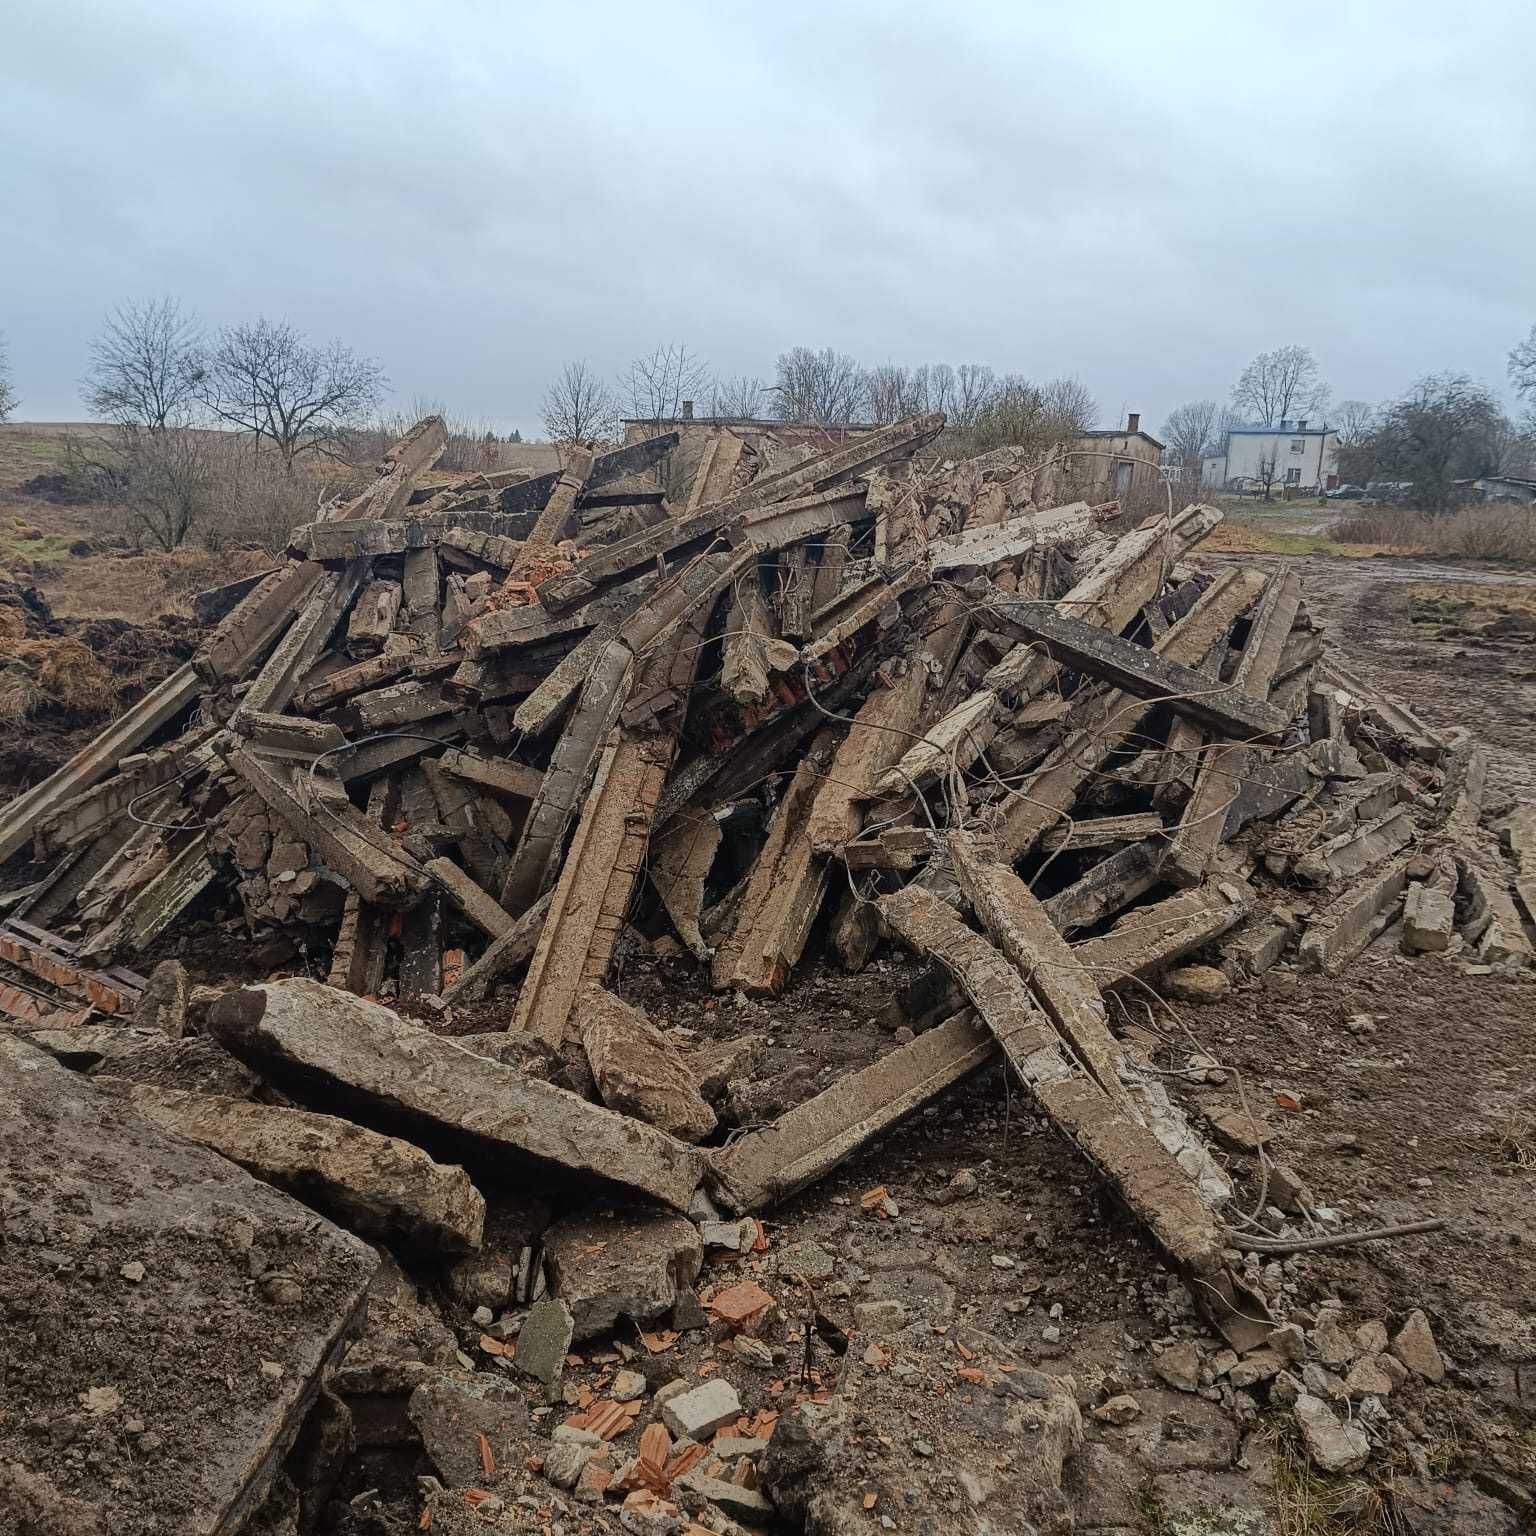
[2,0,1533,432]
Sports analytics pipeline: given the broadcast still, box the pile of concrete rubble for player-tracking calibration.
[1,411,1530,1534]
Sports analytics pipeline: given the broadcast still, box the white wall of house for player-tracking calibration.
[1219,428,1339,491]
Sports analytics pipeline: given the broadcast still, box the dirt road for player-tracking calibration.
[1214,550,1536,800]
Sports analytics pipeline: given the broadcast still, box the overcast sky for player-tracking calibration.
[3,0,1533,436]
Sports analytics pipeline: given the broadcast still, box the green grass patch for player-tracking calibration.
[0,532,75,564]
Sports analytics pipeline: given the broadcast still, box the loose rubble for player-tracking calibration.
[2,410,1532,1532]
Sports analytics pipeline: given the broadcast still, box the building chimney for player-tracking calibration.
[1297,418,1308,430]
[681,400,694,420]
[1126,412,1140,434]
[1280,419,1291,432]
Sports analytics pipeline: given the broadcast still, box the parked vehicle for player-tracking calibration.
[1325,484,1366,500]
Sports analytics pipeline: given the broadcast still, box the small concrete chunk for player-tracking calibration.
[660,1379,743,1441]
[1343,1354,1396,1398]
[677,1467,775,1521]
[545,1207,703,1341]
[1402,883,1455,955]
[515,1299,575,1388]
[132,959,190,1039]
[407,1374,529,1487]
[579,985,717,1143]
[541,1438,596,1489]
[1153,1340,1201,1393]
[1162,964,1231,1003]
[1293,1392,1370,1474]
[1391,1309,1445,1382]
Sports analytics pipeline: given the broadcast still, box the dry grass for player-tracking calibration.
[1263,1429,1385,1536]
[0,637,119,723]
[1333,504,1536,563]
[0,668,42,723]
[35,640,115,717]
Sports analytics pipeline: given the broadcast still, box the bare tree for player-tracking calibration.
[1041,376,1096,434]
[1231,345,1330,425]
[1160,400,1220,476]
[204,318,385,469]
[927,363,957,420]
[1333,399,1375,445]
[541,360,617,444]
[952,363,998,429]
[83,298,205,432]
[772,346,868,427]
[0,333,16,424]
[623,342,711,424]
[1252,445,1283,503]
[866,364,933,424]
[1510,324,1536,432]
[708,375,770,418]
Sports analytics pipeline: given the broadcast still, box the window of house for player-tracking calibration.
[1290,439,1305,453]
[1285,468,1302,485]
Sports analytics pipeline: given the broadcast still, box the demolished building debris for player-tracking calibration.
[2,410,1530,1532]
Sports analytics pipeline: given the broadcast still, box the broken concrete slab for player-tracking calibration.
[1298,857,1412,974]
[1402,882,1455,955]
[710,1011,996,1213]
[544,1207,704,1341]
[878,882,1224,1275]
[981,590,1290,742]
[578,985,717,1143]
[407,1373,529,1488]
[1072,881,1252,987]
[0,1035,377,1536]
[209,978,704,1211]
[103,1080,486,1253]
[947,830,1132,1111]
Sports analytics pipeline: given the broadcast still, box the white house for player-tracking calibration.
[1202,420,1341,493]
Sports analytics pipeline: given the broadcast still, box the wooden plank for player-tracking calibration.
[980,594,1289,742]
[537,412,943,616]
[335,414,447,521]
[878,882,1223,1275]
[512,614,706,1046]
[0,664,202,866]
[947,831,1132,1110]
[995,567,1270,860]
[983,503,1224,701]
[1163,571,1303,887]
